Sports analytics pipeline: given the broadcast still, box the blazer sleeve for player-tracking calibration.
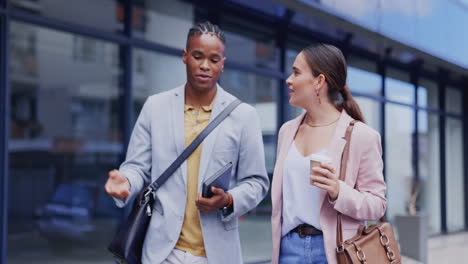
[113,98,153,208]
[332,130,387,221]
[221,106,270,221]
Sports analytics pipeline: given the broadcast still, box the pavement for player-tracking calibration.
[426,231,468,264]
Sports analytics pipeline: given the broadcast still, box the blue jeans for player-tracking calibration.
[279,232,328,264]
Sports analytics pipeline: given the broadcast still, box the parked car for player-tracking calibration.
[35,183,99,242]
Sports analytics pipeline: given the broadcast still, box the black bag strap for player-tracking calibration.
[143,99,242,196]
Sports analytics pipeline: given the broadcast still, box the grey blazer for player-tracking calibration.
[114,85,270,264]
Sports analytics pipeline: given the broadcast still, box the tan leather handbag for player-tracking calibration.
[336,121,401,264]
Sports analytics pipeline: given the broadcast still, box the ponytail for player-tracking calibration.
[301,43,366,123]
[339,85,365,123]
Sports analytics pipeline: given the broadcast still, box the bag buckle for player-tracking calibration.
[336,245,345,253]
[139,187,154,206]
[144,187,153,197]
[142,187,154,216]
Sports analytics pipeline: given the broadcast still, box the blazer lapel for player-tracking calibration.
[277,113,305,175]
[198,85,228,187]
[171,85,187,185]
[171,85,186,156]
[318,110,353,211]
[272,112,306,213]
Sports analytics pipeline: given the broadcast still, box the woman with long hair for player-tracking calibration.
[271,43,387,264]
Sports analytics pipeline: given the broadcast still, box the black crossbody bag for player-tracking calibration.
[108,99,242,264]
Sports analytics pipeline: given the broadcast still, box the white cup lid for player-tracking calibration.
[308,153,332,163]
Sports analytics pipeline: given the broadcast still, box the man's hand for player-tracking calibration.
[196,186,229,213]
[104,169,130,200]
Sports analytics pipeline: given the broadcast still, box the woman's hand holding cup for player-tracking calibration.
[309,154,340,201]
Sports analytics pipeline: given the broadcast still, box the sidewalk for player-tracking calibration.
[239,215,468,264]
[399,231,468,264]
[427,231,468,264]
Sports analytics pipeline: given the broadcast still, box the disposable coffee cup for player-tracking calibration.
[309,153,332,184]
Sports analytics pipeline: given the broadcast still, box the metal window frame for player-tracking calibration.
[0,3,9,264]
[411,61,422,183]
[378,50,389,181]
[438,69,449,233]
[276,9,294,129]
[121,0,133,156]
[464,77,468,229]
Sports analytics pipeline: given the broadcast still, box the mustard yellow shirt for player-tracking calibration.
[175,102,213,257]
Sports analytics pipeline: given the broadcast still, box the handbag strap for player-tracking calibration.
[336,120,357,250]
[144,99,242,195]
[336,120,386,250]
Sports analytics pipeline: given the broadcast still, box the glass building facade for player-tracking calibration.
[0,0,467,263]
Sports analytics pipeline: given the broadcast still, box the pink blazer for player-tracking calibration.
[271,110,387,264]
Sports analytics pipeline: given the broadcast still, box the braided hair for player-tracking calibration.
[187,21,226,47]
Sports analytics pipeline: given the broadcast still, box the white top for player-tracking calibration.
[281,141,327,237]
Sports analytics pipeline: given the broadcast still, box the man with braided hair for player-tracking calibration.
[104,21,269,264]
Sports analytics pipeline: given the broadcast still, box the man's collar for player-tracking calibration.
[184,98,214,112]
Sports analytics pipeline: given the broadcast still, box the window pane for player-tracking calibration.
[347,66,381,96]
[446,117,464,232]
[132,49,185,123]
[286,49,298,72]
[347,57,381,132]
[12,0,124,32]
[8,22,122,263]
[418,78,439,109]
[386,69,414,104]
[418,112,440,234]
[220,70,278,172]
[446,87,462,115]
[133,0,194,50]
[385,104,414,222]
[354,97,380,132]
[223,18,279,71]
[347,56,380,96]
